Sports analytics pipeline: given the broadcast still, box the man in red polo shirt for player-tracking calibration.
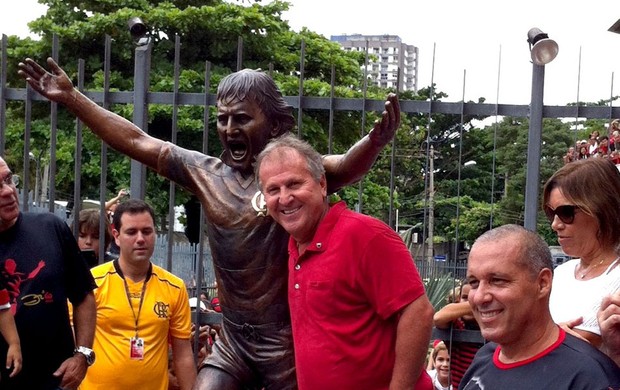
[256,134,433,390]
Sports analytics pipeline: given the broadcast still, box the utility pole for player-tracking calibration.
[426,145,434,264]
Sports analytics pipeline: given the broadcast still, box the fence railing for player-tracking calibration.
[3,32,620,285]
[18,190,217,289]
[22,186,461,288]
[416,260,468,281]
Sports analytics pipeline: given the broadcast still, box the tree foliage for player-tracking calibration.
[3,0,600,251]
[3,0,394,227]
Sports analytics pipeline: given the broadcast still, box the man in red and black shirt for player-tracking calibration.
[461,225,620,390]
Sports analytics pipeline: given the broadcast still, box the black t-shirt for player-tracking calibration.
[0,212,96,390]
[460,331,620,390]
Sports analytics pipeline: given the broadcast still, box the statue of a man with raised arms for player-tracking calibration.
[19,57,401,390]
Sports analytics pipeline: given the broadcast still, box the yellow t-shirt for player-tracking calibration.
[80,260,191,390]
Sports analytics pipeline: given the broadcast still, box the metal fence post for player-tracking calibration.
[130,40,152,200]
[524,63,545,231]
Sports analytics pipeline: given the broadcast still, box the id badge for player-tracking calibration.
[130,336,145,360]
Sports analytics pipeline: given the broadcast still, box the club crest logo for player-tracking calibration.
[251,191,268,217]
[153,301,170,319]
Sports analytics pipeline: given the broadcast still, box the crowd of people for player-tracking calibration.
[4,55,620,390]
[563,119,620,165]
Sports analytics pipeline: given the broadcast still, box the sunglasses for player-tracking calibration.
[544,204,580,224]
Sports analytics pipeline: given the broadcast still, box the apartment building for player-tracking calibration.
[330,34,418,92]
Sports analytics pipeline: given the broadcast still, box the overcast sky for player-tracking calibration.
[3,0,620,106]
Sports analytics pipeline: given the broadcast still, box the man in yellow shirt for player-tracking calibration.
[81,199,196,389]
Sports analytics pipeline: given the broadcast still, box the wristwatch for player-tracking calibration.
[74,346,96,366]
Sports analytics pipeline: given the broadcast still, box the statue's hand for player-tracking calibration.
[17,57,76,105]
[369,93,401,147]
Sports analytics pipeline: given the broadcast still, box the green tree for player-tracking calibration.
[387,88,492,241]
[4,0,399,226]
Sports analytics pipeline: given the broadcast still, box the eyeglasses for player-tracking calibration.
[0,174,19,190]
[544,204,580,224]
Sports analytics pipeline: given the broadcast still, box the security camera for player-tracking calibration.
[127,17,147,40]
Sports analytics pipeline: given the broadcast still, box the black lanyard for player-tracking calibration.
[113,260,153,338]
[123,277,147,338]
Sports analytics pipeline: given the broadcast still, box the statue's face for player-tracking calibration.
[217,98,276,175]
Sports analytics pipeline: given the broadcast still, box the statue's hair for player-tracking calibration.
[217,69,295,135]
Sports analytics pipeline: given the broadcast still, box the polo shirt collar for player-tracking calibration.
[287,200,347,257]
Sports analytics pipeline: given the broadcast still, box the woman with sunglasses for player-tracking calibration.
[543,158,620,348]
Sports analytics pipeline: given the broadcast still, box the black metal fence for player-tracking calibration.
[2,32,619,283]
[416,260,468,282]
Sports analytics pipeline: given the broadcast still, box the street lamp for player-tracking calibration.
[523,28,558,231]
[608,18,620,35]
[527,28,559,66]
[128,17,150,46]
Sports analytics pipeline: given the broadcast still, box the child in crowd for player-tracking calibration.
[433,283,482,388]
[427,341,451,390]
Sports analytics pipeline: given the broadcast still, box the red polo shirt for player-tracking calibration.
[288,201,429,389]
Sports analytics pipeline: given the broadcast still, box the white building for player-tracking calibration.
[330,34,418,92]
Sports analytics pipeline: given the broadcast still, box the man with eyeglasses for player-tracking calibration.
[0,156,97,389]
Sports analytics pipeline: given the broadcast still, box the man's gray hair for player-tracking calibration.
[473,224,553,277]
[255,133,325,188]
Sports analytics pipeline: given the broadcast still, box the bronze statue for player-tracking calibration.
[18,58,400,389]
